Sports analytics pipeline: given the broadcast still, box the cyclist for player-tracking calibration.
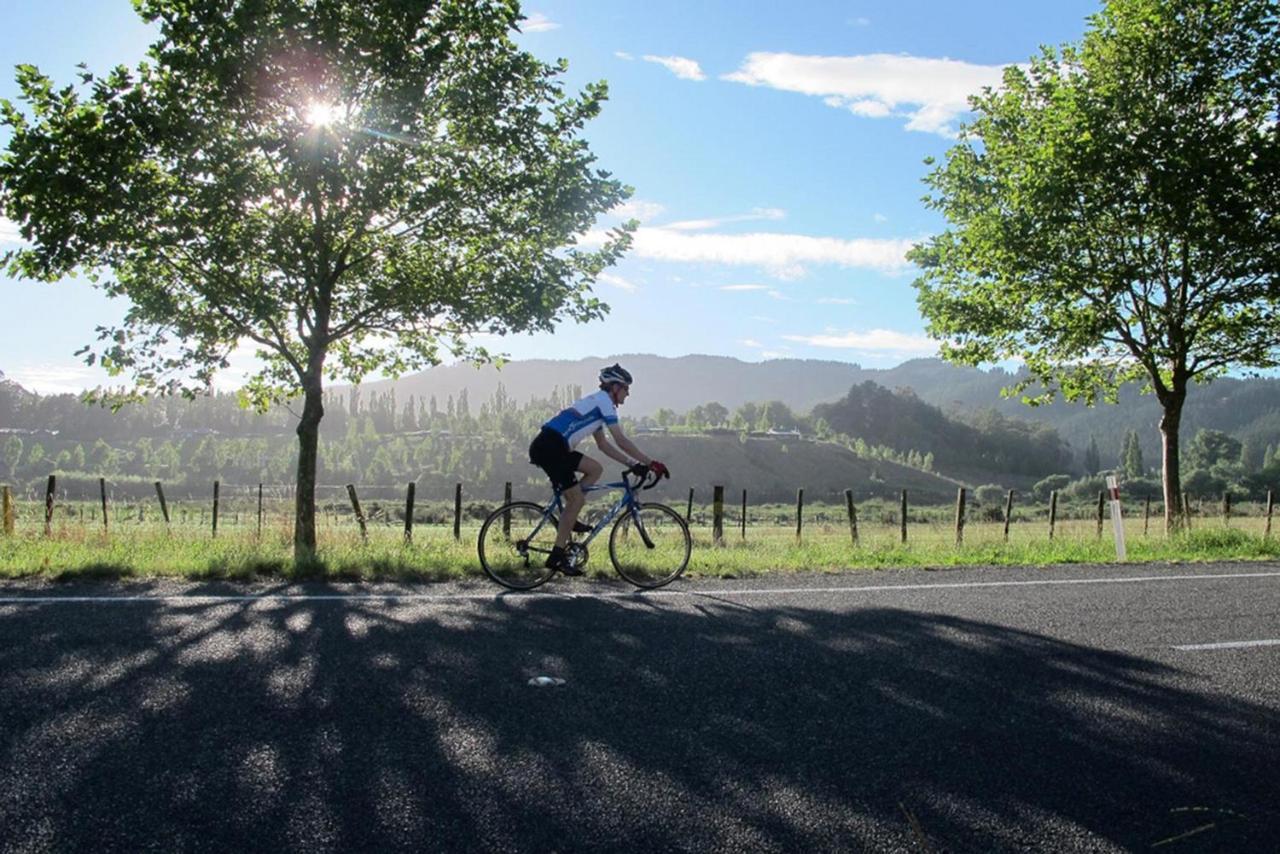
[529,363,669,574]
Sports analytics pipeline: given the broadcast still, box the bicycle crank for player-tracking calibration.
[564,542,589,571]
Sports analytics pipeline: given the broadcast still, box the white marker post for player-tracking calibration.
[1106,475,1127,561]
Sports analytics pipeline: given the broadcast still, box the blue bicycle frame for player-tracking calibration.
[528,470,658,551]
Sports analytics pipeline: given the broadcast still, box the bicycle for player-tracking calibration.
[477,467,692,590]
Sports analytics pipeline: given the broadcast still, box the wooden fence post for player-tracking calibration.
[453,482,462,541]
[686,487,694,524]
[954,487,966,546]
[502,482,511,539]
[1095,491,1106,539]
[405,482,417,544]
[43,475,55,536]
[2,486,13,536]
[1143,495,1150,536]
[795,488,804,541]
[1222,492,1231,526]
[1003,490,1014,542]
[211,480,220,537]
[99,478,109,533]
[712,485,724,545]
[346,484,368,543]
[845,489,858,545]
[1266,490,1274,539]
[257,483,264,537]
[900,489,908,544]
[741,489,747,540]
[1183,492,1192,531]
[1048,490,1058,541]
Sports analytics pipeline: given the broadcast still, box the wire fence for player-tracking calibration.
[1,478,1274,545]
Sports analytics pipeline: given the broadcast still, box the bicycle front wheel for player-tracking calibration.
[478,501,558,590]
[609,502,692,589]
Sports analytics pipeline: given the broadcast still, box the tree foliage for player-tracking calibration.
[1121,429,1145,479]
[0,0,633,556]
[1083,435,1101,476]
[911,0,1280,529]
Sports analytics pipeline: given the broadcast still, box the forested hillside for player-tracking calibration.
[0,372,960,502]
[4,357,1279,504]
[812,382,1071,477]
[857,360,1280,469]
[358,354,1280,471]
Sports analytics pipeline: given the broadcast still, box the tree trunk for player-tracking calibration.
[1158,391,1186,534]
[294,371,325,563]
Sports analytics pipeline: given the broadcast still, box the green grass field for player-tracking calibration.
[2,497,1276,582]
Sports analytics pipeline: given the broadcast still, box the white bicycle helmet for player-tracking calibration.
[599,363,633,386]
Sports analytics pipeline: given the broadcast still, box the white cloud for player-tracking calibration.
[521,12,560,32]
[750,315,778,324]
[848,99,893,118]
[849,16,871,27]
[609,199,665,222]
[740,338,763,348]
[8,334,284,395]
[665,207,786,231]
[767,290,790,301]
[0,217,24,246]
[211,340,272,391]
[722,52,1013,136]
[598,272,637,292]
[4,362,105,395]
[783,328,938,357]
[589,228,914,278]
[615,51,634,61]
[720,284,768,292]
[873,213,888,223]
[643,55,706,81]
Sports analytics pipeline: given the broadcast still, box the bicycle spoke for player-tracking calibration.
[479,502,559,590]
[609,503,691,588]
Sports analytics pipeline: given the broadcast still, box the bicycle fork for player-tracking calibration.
[629,504,657,549]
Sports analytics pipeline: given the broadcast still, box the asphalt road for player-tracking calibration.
[1,562,1278,853]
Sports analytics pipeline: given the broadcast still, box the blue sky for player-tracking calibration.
[0,0,1103,394]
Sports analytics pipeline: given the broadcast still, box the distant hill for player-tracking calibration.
[365,355,1280,469]
[360,354,867,418]
[813,381,1071,479]
[620,434,959,506]
[474,433,959,507]
[862,361,1280,469]
[6,356,1278,485]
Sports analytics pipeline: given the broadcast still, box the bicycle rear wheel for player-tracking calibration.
[478,502,558,590]
[609,502,692,589]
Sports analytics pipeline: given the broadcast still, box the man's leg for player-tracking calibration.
[554,456,602,549]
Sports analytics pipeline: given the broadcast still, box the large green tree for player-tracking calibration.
[911,0,1280,531]
[0,0,633,558]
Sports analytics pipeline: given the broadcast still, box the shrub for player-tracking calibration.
[974,483,1005,507]
[1120,476,1162,499]
[1063,475,1106,501]
[1032,474,1072,503]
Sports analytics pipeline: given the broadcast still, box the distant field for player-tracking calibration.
[2,495,1276,580]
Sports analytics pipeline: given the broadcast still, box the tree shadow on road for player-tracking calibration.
[0,582,1275,852]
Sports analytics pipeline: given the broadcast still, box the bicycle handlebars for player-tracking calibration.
[623,466,663,491]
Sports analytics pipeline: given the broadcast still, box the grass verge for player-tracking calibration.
[1,520,1277,583]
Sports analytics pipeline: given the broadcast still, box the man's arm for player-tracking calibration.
[592,428,636,466]
[606,424,651,465]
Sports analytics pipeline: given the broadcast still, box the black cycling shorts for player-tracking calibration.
[529,427,584,492]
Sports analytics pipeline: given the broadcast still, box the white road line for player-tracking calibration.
[0,570,1276,605]
[1172,639,1280,651]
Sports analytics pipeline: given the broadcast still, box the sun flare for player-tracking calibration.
[304,101,340,128]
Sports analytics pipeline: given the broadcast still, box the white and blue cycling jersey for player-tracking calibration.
[542,389,619,448]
